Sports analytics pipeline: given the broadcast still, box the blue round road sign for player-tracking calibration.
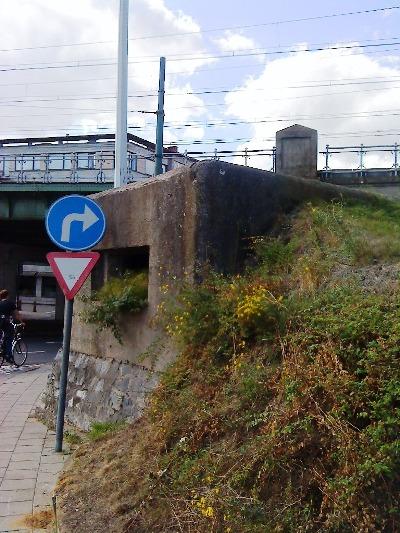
[45,195,106,251]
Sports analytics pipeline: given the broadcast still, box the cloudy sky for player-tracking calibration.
[0,0,399,169]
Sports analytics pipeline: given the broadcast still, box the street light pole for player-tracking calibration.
[114,0,129,188]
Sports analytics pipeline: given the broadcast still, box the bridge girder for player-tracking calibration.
[0,183,112,220]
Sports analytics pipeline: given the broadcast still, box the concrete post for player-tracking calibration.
[275,124,318,179]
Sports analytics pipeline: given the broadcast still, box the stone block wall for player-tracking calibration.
[39,351,160,431]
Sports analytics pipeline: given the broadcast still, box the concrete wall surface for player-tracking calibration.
[276,124,318,179]
[45,160,375,430]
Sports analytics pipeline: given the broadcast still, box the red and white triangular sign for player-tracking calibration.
[47,252,100,300]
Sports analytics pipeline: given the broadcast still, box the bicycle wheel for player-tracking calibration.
[12,340,28,367]
[0,333,5,368]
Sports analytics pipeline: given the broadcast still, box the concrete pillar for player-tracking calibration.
[275,124,318,179]
[36,275,42,299]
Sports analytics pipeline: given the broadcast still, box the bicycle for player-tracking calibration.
[0,321,28,368]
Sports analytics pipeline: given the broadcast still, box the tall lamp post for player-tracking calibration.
[114,0,129,188]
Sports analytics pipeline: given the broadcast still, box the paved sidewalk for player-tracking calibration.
[0,365,67,532]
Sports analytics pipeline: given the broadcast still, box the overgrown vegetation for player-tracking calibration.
[64,430,83,446]
[58,200,400,532]
[88,421,127,441]
[81,271,148,341]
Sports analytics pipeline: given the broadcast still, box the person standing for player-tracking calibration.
[0,289,24,363]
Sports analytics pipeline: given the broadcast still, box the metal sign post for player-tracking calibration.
[45,195,106,452]
[55,298,73,452]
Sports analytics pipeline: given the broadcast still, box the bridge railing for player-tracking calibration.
[3,144,399,182]
[186,147,276,172]
[0,152,174,184]
[320,143,400,178]
[194,144,400,178]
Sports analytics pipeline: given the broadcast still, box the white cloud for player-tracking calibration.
[214,30,257,52]
[0,0,210,143]
[224,46,400,169]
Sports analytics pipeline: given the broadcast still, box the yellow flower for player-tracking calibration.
[201,506,214,518]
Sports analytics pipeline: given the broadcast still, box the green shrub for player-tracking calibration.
[81,271,148,341]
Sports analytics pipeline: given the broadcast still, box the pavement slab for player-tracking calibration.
[6,463,40,473]
[0,365,68,532]
[3,471,37,482]
[0,490,34,504]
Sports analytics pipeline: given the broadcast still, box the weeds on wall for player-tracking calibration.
[59,200,400,532]
[81,271,148,342]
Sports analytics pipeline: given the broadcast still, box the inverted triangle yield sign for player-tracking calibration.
[47,252,100,300]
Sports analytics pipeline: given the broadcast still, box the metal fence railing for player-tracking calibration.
[0,152,174,184]
[320,143,400,178]
[2,143,400,184]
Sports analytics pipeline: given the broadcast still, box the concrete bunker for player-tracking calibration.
[41,160,373,430]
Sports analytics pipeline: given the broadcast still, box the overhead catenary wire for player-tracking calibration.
[3,127,400,146]
[2,105,400,137]
[2,74,400,103]
[2,119,400,139]
[0,46,399,88]
[0,5,397,53]
[0,7,398,158]
[0,83,397,119]
[0,81,400,120]
[1,75,400,114]
[0,40,399,73]
[3,34,400,68]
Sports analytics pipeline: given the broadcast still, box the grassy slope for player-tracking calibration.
[58,199,400,533]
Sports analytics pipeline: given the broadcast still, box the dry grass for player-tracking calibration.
[18,508,54,529]
[57,418,165,533]
[56,200,400,532]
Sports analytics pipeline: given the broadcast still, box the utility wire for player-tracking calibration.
[0,78,398,116]
[0,82,398,118]
[1,76,400,107]
[2,103,400,138]
[3,34,400,67]
[2,106,400,132]
[0,40,399,73]
[3,113,400,136]
[0,68,390,88]
[0,5,397,52]
[2,75,400,102]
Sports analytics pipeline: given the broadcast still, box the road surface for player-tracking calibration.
[24,338,61,365]
[0,338,61,375]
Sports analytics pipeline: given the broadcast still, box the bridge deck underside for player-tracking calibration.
[0,183,112,220]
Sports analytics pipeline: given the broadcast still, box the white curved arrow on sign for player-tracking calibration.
[61,204,99,243]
